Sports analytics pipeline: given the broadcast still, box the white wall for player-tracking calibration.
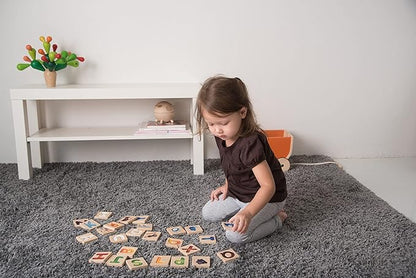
[1,0,416,163]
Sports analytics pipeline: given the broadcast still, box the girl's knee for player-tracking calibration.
[202,204,220,222]
[225,231,247,244]
[201,206,212,221]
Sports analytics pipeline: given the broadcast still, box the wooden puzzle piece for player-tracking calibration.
[79,219,101,231]
[178,244,200,256]
[76,232,98,244]
[126,228,145,237]
[73,218,88,228]
[126,257,148,270]
[166,226,186,236]
[150,255,171,267]
[184,225,203,234]
[96,226,115,236]
[117,246,138,258]
[103,221,124,231]
[142,231,161,242]
[199,234,217,244]
[89,251,112,264]
[221,221,234,231]
[105,255,127,267]
[132,215,150,224]
[118,216,138,224]
[192,256,211,268]
[94,211,112,220]
[109,233,128,244]
[170,256,189,268]
[165,237,184,248]
[136,223,153,231]
[217,248,240,263]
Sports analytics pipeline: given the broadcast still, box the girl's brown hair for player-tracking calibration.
[196,76,261,137]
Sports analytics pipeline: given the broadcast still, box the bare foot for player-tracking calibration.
[277,210,288,223]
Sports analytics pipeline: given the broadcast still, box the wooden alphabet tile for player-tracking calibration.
[126,257,148,270]
[184,225,203,234]
[132,215,150,224]
[170,256,189,268]
[178,244,200,256]
[103,221,124,231]
[136,223,153,231]
[109,233,128,244]
[166,226,186,236]
[73,218,88,228]
[79,219,101,231]
[88,251,112,264]
[221,221,235,231]
[191,256,211,268]
[199,234,217,244]
[94,211,112,220]
[105,255,127,267]
[165,237,184,249]
[150,255,171,267]
[117,246,138,258]
[118,216,138,225]
[126,228,145,238]
[96,226,115,236]
[76,232,98,244]
[217,248,240,263]
[142,231,161,242]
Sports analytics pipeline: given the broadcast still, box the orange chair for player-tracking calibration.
[265,130,293,172]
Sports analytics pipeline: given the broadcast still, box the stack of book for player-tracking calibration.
[135,120,189,135]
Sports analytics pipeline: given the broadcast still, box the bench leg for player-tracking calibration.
[11,99,32,180]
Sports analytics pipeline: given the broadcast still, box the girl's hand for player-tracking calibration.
[229,210,253,234]
[210,185,228,201]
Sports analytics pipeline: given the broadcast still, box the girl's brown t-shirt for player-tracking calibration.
[215,131,287,203]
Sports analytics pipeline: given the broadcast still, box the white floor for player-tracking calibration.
[335,157,416,223]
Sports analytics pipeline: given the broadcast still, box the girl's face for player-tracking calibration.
[202,107,247,146]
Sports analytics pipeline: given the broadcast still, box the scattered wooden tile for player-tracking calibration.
[117,246,138,258]
[199,234,216,244]
[136,223,153,231]
[142,231,161,242]
[178,244,200,256]
[165,237,184,249]
[96,226,115,236]
[166,226,186,236]
[118,216,138,224]
[105,255,127,267]
[126,257,148,270]
[170,256,189,268]
[132,215,150,224]
[109,233,128,244]
[103,221,124,231]
[221,221,234,231]
[184,225,203,234]
[217,248,240,263]
[126,228,145,238]
[79,219,101,231]
[192,256,211,268]
[73,218,88,228]
[94,211,112,220]
[88,251,112,264]
[150,255,171,267]
[76,232,98,244]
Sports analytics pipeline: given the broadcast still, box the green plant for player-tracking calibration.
[17,35,85,72]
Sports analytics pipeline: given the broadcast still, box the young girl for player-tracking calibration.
[196,76,288,244]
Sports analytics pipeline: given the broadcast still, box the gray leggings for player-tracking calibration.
[202,194,286,244]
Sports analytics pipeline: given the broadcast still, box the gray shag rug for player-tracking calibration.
[1,155,415,278]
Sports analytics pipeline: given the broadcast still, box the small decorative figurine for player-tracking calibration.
[154,101,175,123]
[16,35,85,87]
